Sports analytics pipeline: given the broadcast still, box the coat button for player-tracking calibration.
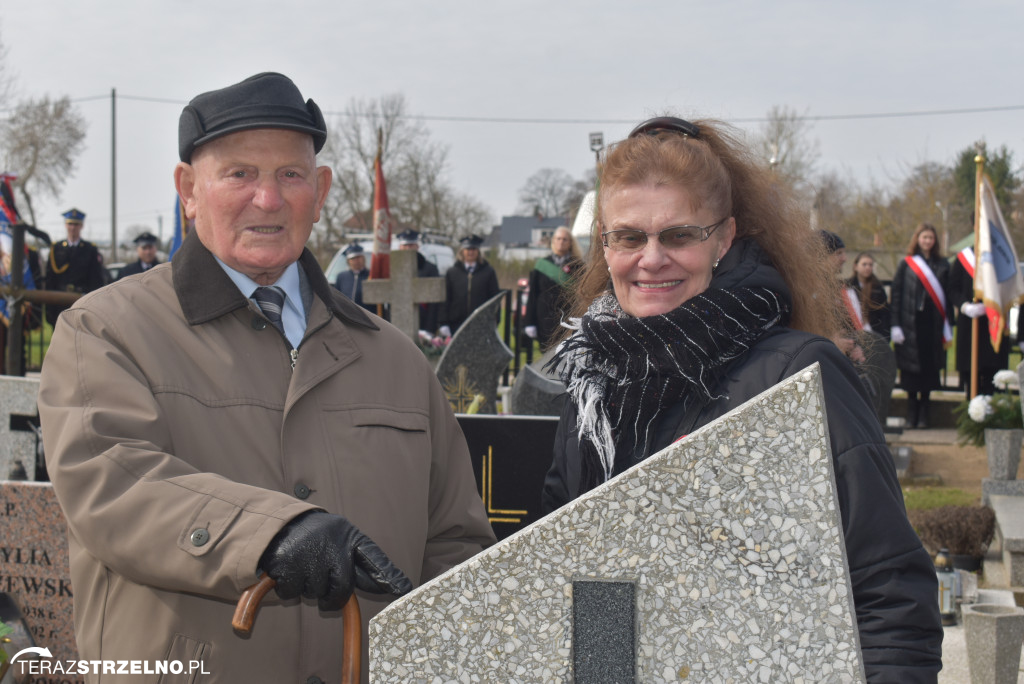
[252,316,267,330]
[190,528,210,547]
[306,677,323,684]
[294,483,311,500]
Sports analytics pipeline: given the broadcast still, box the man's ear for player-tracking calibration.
[312,165,332,223]
[174,162,198,219]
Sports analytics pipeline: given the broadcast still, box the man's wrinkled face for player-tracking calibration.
[174,128,331,285]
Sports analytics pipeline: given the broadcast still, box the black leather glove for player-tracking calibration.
[258,511,413,611]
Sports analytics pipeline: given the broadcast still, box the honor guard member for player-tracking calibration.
[45,208,106,325]
[439,233,500,336]
[333,242,375,313]
[397,228,441,335]
[117,231,161,280]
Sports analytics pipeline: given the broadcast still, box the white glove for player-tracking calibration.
[418,330,432,342]
[439,325,452,338]
[524,326,538,339]
[891,326,905,344]
[960,302,986,319]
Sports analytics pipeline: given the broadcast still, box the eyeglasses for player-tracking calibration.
[628,116,701,140]
[602,218,728,252]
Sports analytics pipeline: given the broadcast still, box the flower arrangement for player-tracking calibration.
[416,332,451,358]
[954,369,1023,447]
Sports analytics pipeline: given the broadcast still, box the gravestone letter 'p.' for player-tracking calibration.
[0,481,80,681]
[370,363,865,683]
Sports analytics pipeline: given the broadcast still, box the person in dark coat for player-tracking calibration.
[397,229,441,335]
[333,242,375,313]
[524,225,582,349]
[890,223,952,428]
[45,208,106,325]
[117,231,162,280]
[542,116,942,682]
[439,234,500,336]
[949,245,1010,397]
[847,251,891,340]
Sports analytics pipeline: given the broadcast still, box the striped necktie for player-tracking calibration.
[252,286,286,334]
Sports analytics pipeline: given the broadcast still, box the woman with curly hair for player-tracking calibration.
[541,117,942,681]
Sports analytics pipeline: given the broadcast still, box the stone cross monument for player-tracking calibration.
[362,249,445,342]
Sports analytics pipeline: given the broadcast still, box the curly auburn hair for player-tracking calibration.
[566,118,844,341]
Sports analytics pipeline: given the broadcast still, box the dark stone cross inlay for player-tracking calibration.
[572,579,636,683]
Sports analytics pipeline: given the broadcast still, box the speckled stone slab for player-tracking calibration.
[0,481,79,668]
[0,375,40,480]
[370,363,865,683]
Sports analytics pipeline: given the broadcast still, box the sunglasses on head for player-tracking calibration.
[628,116,701,140]
[602,218,728,252]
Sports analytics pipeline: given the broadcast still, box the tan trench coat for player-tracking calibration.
[39,234,495,683]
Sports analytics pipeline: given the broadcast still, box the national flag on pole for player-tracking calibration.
[369,143,394,280]
[0,173,21,225]
[974,173,1024,352]
[168,196,189,259]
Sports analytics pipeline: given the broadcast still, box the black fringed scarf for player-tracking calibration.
[550,286,788,492]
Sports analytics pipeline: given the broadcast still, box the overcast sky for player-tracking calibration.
[4,0,1023,251]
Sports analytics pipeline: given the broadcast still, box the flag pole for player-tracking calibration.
[374,127,385,318]
[970,153,985,399]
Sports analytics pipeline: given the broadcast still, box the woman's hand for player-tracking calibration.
[890,326,905,344]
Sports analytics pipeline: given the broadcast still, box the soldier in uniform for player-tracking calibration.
[117,231,161,280]
[45,208,106,325]
[333,242,375,313]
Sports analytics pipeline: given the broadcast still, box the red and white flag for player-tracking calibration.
[369,149,394,280]
[974,173,1024,352]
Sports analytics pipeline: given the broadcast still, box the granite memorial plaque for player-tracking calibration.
[507,349,566,417]
[0,376,40,481]
[362,249,446,343]
[0,481,81,683]
[370,363,865,682]
[457,414,558,541]
[436,292,513,415]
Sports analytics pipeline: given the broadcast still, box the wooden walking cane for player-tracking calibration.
[232,575,362,684]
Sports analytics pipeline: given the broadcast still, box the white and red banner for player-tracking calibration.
[369,151,394,280]
[974,173,1024,352]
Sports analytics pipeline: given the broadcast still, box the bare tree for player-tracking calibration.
[1,96,87,226]
[517,168,576,218]
[755,105,820,198]
[314,93,493,260]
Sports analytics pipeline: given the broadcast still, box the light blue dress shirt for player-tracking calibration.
[214,257,306,349]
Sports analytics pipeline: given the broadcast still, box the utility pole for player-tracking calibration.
[111,88,117,262]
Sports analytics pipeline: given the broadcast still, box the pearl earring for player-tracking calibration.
[713,259,720,270]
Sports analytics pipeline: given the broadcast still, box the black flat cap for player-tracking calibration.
[178,72,327,162]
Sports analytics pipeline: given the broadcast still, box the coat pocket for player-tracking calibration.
[157,633,211,684]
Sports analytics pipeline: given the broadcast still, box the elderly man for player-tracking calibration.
[40,72,494,683]
[117,231,161,279]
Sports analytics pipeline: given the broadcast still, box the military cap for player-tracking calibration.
[343,243,365,259]
[396,229,421,245]
[62,208,86,223]
[818,230,845,254]
[133,232,159,245]
[459,234,484,249]
[178,72,327,162]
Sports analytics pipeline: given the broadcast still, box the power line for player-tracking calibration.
[60,94,1024,125]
